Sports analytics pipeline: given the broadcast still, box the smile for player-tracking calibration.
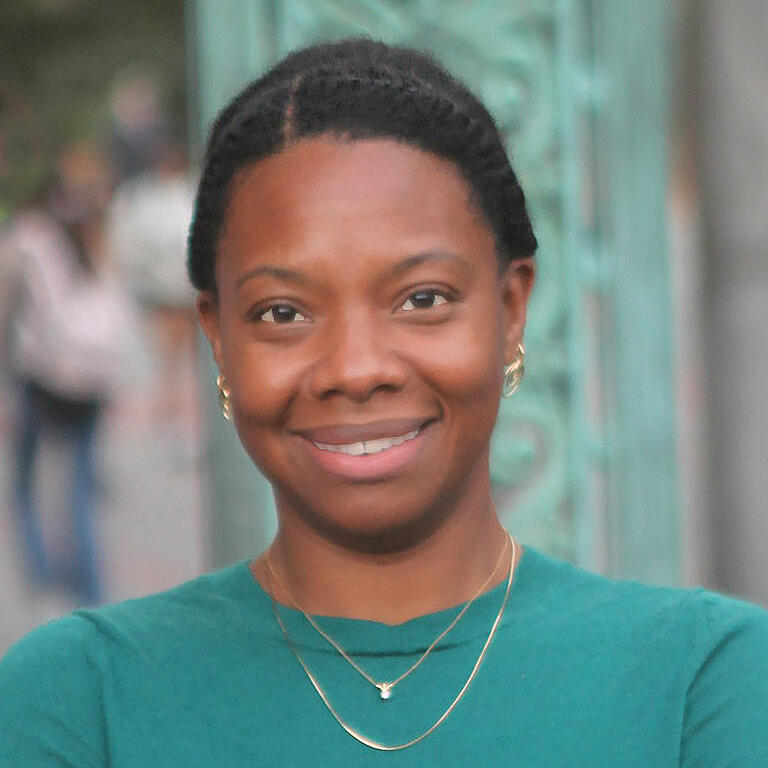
[313,429,420,456]
[297,418,436,481]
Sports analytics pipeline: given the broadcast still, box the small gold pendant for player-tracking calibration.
[378,683,393,701]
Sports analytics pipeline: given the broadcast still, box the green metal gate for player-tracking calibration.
[189,0,679,583]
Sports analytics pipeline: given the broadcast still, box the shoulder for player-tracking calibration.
[681,587,768,695]
[1,560,253,680]
[0,614,108,764]
[0,562,260,764]
[517,550,768,763]
[75,560,255,654]
[679,591,768,763]
[0,612,102,713]
[518,546,698,620]
[682,586,768,667]
[0,612,99,684]
[518,546,768,658]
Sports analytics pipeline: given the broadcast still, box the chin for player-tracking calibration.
[277,482,451,554]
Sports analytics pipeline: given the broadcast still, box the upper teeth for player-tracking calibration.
[314,429,419,456]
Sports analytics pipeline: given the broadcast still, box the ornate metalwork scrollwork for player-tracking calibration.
[270,0,589,560]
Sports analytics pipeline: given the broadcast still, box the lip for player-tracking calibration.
[296,418,437,481]
[295,417,435,445]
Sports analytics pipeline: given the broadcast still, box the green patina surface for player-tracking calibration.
[189,0,679,582]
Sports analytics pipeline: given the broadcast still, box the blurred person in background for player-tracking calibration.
[0,141,135,609]
[108,68,171,185]
[106,134,197,454]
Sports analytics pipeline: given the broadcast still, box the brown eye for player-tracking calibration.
[400,291,449,311]
[259,305,308,323]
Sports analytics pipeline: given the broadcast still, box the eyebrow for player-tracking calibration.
[386,250,472,278]
[234,249,471,290]
[234,265,311,290]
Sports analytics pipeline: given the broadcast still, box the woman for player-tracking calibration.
[1,145,131,609]
[1,40,766,766]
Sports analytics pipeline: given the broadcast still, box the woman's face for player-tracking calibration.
[199,137,533,546]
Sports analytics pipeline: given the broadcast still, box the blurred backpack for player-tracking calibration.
[5,211,136,401]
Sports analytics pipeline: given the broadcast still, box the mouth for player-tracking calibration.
[295,417,437,480]
[313,428,420,456]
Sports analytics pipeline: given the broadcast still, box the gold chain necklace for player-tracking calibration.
[268,531,518,751]
[266,532,510,700]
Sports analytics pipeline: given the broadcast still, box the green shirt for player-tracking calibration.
[1,546,767,766]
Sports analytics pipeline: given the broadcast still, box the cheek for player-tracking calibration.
[225,345,306,478]
[413,304,504,406]
[232,352,297,423]
[219,319,302,429]
[412,324,502,482]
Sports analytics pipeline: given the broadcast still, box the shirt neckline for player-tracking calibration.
[234,544,539,654]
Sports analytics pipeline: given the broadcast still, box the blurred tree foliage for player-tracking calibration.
[0,0,186,219]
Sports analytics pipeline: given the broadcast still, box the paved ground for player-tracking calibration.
[0,322,205,655]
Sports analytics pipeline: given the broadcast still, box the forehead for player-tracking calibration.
[217,137,496,283]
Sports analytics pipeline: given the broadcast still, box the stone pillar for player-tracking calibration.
[693,0,768,606]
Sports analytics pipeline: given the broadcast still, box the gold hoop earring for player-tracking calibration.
[216,375,232,421]
[502,343,525,398]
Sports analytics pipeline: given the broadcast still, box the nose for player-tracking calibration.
[307,310,408,402]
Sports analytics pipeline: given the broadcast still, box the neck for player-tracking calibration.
[251,472,515,625]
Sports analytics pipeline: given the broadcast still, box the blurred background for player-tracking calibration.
[1,0,766,654]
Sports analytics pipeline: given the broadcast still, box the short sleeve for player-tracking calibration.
[0,615,107,767]
[680,590,768,767]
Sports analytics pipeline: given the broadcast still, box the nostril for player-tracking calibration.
[308,335,409,401]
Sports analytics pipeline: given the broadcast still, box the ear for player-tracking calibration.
[196,291,223,367]
[500,258,535,364]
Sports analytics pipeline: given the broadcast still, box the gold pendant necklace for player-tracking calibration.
[268,531,518,751]
[266,532,510,701]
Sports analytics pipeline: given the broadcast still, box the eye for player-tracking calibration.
[400,291,449,311]
[258,304,308,323]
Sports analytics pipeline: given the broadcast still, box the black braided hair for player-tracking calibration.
[188,38,537,292]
